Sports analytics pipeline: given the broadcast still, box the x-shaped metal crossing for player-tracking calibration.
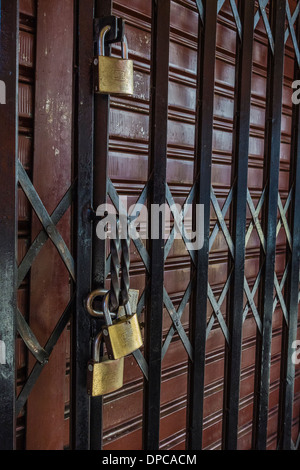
[16,160,76,413]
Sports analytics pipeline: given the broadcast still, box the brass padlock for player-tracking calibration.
[87,331,124,397]
[101,291,143,360]
[95,24,134,96]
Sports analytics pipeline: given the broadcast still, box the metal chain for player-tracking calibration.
[109,216,130,311]
[120,226,130,307]
[109,217,121,312]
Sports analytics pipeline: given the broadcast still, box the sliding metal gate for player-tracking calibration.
[0,0,299,450]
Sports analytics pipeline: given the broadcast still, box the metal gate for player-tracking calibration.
[0,0,299,451]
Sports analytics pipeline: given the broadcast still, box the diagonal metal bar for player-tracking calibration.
[244,191,266,329]
[207,284,230,343]
[16,309,48,365]
[209,185,234,251]
[162,277,194,359]
[285,0,300,67]
[284,1,300,43]
[229,0,242,41]
[243,276,263,332]
[163,287,193,360]
[257,0,275,54]
[247,188,289,326]
[212,185,263,332]
[196,0,204,25]
[273,262,289,316]
[15,169,76,365]
[254,0,269,29]
[107,178,150,272]
[132,349,149,380]
[247,188,266,251]
[276,187,292,238]
[17,160,75,281]
[217,0,226,14]
[211,186,235,256]
[277,193,292,249]
[17,180,77,288]
[273,273,288,324]
[206,269,232,339]
[243,264,263,323]
[16,295,74,417]
[136,284,147,317]
[165,182,196,264]
[245,187,266,246]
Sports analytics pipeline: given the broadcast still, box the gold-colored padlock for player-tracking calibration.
[87,331,124,397]
[101,291,143,360]
[95,24,134,96]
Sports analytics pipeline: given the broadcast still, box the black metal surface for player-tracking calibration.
[0,0,18,451]
[72,0,94,450]
[222,0,255,450]
[277,3,300,450]
[186,0,218,451]
[90,0,113,451]
[252,0,286,450]
[143,0,171,451]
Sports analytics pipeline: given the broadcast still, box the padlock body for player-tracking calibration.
[103,313,143,360]
[87,355,124,396]
[97,56,134,95]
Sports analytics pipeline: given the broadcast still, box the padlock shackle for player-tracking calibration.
[99,24,129,60]
[86,288,117,320]
[122,36,129,60]
[93,331,103,363]
[102,291,114,326]
[99,25,111,57]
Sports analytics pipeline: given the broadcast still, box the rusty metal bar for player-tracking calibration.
[0,0,18,451]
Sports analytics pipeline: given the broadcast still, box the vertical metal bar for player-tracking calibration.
[252,0,286,450]
[72,0,94,450]
[90,0,113,451]
[186,0,218,450]
[0,0,18,451]
[277,8,300,451]
[222,0,255,450]
[143,0,171,450]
